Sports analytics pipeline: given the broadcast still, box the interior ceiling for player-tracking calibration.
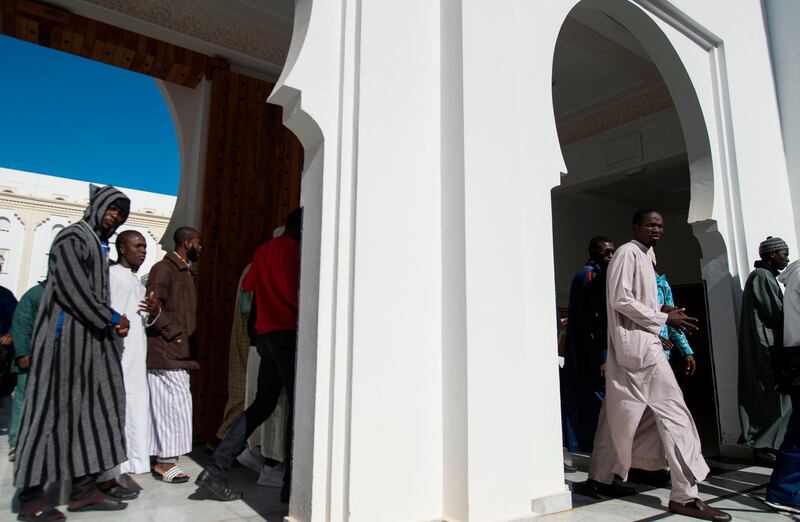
[552,7,675,145]
[555,155,691,214]
[584,156,691,213]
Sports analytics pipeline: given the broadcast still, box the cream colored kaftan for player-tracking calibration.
[588,240,709,502]
[110,264,152,474]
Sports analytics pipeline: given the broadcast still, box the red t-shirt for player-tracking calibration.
[242,235,300,334]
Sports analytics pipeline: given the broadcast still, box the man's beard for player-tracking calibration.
[187,247,200,262]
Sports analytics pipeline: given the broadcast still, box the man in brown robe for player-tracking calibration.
[586,209,730,522]
[146,226,201,483]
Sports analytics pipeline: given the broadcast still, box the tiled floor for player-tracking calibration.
[0,401,288,521]
[0,399,793,521]
[544,454,794,521]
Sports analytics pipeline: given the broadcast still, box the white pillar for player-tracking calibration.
[763,0,800,249]
[459,2,571,518]
[157,78,212,249]
[271,1,571,520]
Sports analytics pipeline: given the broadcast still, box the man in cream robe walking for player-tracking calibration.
[587,209,730,522]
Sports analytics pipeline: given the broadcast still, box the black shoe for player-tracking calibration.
[97,479,140,501]
[196,469,243,501]
[586,478,636,498]
[668,498,731,521]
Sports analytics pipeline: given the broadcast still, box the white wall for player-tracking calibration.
[763,0,800,249]
[0,210,26,293]
[27,216,72,290]
[346,1,444,520]
[264,0,800,519]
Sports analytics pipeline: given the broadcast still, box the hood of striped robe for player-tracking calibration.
[84,184,131,239]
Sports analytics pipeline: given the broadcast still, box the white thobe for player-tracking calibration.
[588,240,709,503]
[110,264,152,474]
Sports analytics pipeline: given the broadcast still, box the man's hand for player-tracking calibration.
[666,308,699,335]
[139,291,161,316]
[17,355,30,370]
[600,363,607,379]
[685,355,696,376]
[660,304,675,314]
[115,315,130,338]
[0,333,12,346]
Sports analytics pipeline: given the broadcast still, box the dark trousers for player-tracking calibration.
[206,330,297,498]
[768,391,800,505]
[19,474,98,506]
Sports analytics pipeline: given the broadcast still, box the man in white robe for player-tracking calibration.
[587,209,730,522]
[97,230,159,499]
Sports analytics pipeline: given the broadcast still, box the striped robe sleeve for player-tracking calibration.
[50,233,116,330]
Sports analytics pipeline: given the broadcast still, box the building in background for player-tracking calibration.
[0,167,175,297]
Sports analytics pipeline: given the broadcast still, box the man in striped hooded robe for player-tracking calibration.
[13,184,133,520]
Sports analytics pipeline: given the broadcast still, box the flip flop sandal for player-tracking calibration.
[152,465,190,483]
[17,506,66,521]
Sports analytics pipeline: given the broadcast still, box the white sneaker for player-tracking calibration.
[236,449,265,473]
[257,463,284,488]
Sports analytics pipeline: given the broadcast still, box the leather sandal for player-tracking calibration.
[67,489,127,512]
[16,506,66,522]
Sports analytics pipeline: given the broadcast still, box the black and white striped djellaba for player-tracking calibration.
[14,185,131,488]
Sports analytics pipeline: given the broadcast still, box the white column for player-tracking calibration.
[459,2,571,519]
[763,0,800,249]
[271,0,574,520]
[157,78,212,249]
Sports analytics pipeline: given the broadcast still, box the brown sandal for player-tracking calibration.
[16,506,66,521]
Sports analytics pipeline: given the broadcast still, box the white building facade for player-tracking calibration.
[17,0,800,520]
[0,167,175,297]
[270,1,799,520]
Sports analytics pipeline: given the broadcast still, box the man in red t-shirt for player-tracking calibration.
[197,208,302,504]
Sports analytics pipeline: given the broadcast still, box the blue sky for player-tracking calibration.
[0,35,179,195]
